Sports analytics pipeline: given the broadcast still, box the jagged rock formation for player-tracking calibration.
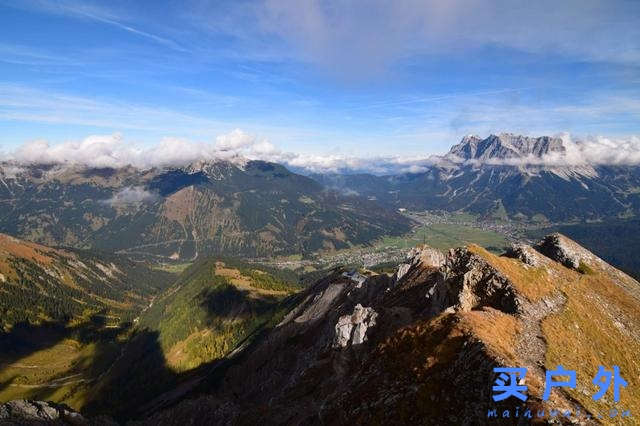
[447,133,568,163]
[504,242,549,267]
[536,232,591,269]
[333,303,378,347]
[136,234,640,425]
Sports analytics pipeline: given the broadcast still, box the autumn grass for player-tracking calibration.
[365,308,523,423]
[542,266,640,425]
[458,308,521,364]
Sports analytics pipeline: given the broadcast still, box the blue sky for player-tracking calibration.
[1,0,639,164]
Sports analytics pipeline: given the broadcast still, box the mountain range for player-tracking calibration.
[314,133,640,222]
[0,159,411,261]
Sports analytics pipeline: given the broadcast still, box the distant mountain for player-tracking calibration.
[0,160,411,260]
[447,133,567,162]
[313,133,640,222]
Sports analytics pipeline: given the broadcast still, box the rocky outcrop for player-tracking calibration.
[333,303,378,347]
[535,232,592,269]
[504,242,549,267]
[0,400,96,425]
[395,245,445,282]
[535,233,581,269]
[439,247,521,314]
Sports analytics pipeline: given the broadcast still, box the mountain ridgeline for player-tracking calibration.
[129,235,640,424]
[7,234,637,425]
[1,133,640,424]
[0,160,411,261]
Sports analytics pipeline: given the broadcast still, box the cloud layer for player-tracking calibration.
[4,130,640,175]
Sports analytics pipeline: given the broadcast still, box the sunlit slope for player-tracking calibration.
[138,259,300,371]
[0,233,173,329]
[0,233,173,410]
[78,259,301,420]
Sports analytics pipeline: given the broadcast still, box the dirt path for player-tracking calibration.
[514,291,601,424]
[515,292,565,373]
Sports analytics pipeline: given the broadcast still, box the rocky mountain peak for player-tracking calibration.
[447,133,566,162]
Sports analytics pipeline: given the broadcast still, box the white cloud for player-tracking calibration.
[12,134,140,168]
[215,129,257,151]
[562,135,640,166]
[103,186,157,205]
[4,129,287,169]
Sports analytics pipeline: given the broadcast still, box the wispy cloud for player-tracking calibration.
[0,83,229,133]
[4,0,187,52]
[247,0,640,77]
[68,8,188,53]
[0,43,75,66]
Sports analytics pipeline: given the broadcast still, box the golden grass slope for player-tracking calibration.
[470,239,640,424]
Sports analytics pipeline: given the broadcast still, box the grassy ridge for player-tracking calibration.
[138,258,300,371]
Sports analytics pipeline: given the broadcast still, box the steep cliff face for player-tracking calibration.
[138,234,640,425]
[447,133,567,163]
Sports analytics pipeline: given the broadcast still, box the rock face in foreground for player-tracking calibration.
[0,401,118,426]
[0,400,94,425]
[137,233,640,425]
